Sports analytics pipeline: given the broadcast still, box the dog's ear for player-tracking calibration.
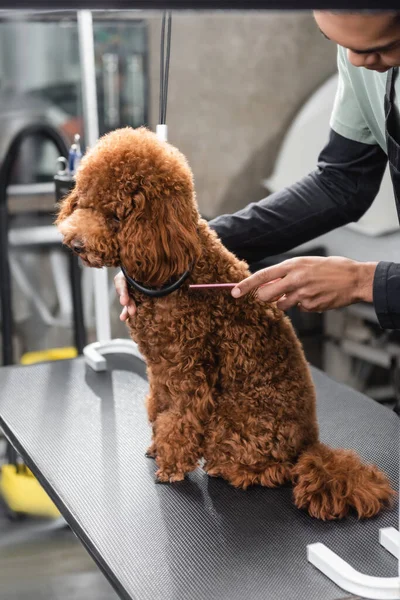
[118,190,200,286]
[55,189,78,225]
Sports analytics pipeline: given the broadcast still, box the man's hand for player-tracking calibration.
[114,271,136,321]
[231,256,378,312]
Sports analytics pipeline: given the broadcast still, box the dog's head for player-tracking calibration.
[56,127,200,286]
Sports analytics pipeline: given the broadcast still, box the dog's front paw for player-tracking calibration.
[145,442,157,459]
[155,468,185,484]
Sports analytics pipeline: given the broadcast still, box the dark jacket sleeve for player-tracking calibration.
[373,262,400,330]
[208,128,400,330]
[208,129,387,263]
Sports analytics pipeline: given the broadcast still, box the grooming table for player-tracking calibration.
[0,354,398,600]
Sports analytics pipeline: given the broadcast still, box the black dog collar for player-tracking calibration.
[121,263,192,298]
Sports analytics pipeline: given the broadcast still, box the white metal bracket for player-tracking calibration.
[307,528,400,600]
[83,338,145,372]
[380,527,400,560]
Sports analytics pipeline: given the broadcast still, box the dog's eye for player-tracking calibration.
[112,216,120,224]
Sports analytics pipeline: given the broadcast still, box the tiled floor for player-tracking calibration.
[0,508,118,599]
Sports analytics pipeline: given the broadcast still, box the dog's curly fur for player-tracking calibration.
[56,127,394,520]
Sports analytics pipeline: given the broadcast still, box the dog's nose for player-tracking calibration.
[71,240,84,254]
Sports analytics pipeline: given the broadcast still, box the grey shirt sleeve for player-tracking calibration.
[329,46,377,145]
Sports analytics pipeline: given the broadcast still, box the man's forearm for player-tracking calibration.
[209,129,387,264]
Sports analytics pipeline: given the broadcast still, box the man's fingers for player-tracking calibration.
[127,303,137,317]
[276,293,300,312]
[120,306,129,321]
[115,271,137,319]
[232,263,291,298]
[120,301,137,320]
[256,279,291,302]
[114,272,129,304]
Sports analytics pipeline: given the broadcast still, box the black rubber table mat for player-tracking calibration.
[0,355,398,600]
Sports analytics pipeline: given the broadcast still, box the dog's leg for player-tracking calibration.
[145,376,171,459]
[145,392,159,459]
[203,415,298,490]
[153,409,204,483]
[145,435,157,459]
[152,372,213,483]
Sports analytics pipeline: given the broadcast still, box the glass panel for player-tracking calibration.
[0,12,149,185]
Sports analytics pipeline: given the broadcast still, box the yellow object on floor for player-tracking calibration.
[0,346,76,519]
[20,346,77,365]
[0,464,60,519]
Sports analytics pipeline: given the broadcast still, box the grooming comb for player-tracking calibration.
[189,279,282,302]
[188,283,237,290]
[189,279,280,291]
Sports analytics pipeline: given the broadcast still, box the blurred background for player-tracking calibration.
[0,8,398,599]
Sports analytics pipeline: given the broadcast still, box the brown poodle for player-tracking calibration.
[56,127,394,520]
